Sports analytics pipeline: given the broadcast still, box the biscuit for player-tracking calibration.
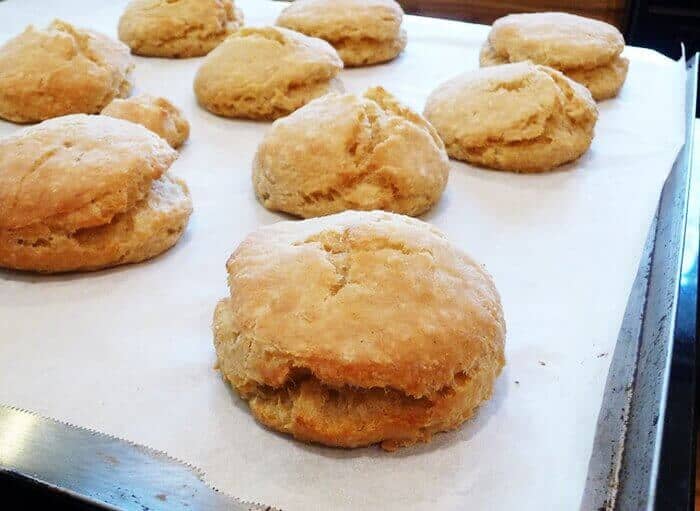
[480,12,628,100]
[213,210,506,450]
[0,20,133,123]
[253,86,449,217]
[424,62,598,173]
[118,0,244,58]
[194,26,343,120]
[102,94,190,148]
[277,0,406,67]
[0,115,192,273]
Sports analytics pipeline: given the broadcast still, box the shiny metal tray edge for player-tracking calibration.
[582,53,698,511]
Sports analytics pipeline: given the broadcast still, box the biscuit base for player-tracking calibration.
[445,106,594,173]
[214,298,502,450]
[197,77,344,121]
[0,174,192,273]
[333,29,407,67]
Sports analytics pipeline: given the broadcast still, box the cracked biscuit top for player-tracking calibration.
[0,20,133,123]
[253,86,449,217]
[118,0,244,58]
[424,62,598,172]
[194,26,343,120]
[0,114,192,273]
[216,209,505,400]
[0,114,177,232]
[213,210,506,449]
[485,12,625,71]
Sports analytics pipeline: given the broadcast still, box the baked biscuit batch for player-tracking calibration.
[0,0,631,449]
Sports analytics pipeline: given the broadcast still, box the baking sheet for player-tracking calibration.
[0,1,687,509]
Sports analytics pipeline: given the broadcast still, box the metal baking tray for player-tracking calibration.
[0,55,697,511]
[582,53,698,511]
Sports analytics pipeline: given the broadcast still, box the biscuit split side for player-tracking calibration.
[328,29,407,67]
[253,86,449,217]
[118,0,244,58]
[565,56,630,101]
[0,115,192,273]
[194,26,344,120]
[276,0,407,67]
[213,211,506,450]
[102,94,190,149]
[0,20,133,123]
[424,62,598,172]
[480,12,628,100]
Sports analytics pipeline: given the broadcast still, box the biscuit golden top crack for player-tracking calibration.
[253,87,449,217]
[216,210,505,399]
[0,114,177,231]
[0,20,133,122]
[424,62,597,150]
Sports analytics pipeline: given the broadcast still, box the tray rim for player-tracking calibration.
[581,53,698,511]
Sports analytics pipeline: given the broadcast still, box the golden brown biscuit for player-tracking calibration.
[0,115,192,273]
[194,26,343,120]
[213,210,506,450]
[424,62,598,173]
[0,20,133,123]
[102,94,190,148]
[118,0,244,58]
[253,86,449,217]
[276,0,406,67]
[480,12,628,100]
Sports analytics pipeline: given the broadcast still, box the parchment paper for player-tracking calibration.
[0,1,687,509]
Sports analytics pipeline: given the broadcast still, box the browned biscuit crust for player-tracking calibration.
[213,210,506,450]
[424,62,598,172]
[0,20,133,123]
[253,86,449,217]
[0,115,192,273]
[277,0,406,66]
[118,0,244,58]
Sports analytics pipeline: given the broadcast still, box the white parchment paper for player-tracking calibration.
[0,1,687,509]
